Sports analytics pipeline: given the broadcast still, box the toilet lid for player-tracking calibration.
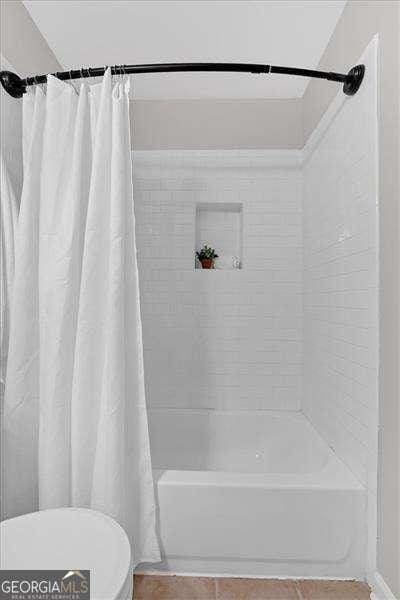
[0,508,132,600]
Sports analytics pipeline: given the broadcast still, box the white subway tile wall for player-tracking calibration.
[302,41,378,487]
[133,152,303,412]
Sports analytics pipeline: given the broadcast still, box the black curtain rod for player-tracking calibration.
[0,62,365,99]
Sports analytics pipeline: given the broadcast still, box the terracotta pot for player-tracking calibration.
[200,258,214,269]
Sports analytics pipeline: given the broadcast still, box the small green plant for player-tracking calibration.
[196,244,219,260]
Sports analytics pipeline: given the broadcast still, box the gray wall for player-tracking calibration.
[303,2,399,595]
[0,0,60,76]
[131,99,302,149]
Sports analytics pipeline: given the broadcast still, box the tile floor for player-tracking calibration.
[133,575,371,600]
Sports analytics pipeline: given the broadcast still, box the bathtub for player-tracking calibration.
[144,410,366,579]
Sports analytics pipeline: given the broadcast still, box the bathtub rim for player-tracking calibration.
[153,454,364,491]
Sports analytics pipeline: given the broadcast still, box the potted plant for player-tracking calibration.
[196,244,218,269]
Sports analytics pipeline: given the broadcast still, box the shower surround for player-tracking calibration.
[134,151,303,414]
[133,38,378,579]
[303,37,379,574]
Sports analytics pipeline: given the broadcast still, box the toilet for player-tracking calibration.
[0,508,133,600]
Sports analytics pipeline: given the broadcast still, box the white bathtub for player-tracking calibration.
[144,410,366,578]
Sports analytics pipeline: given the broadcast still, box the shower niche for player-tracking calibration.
[195,202,243,270]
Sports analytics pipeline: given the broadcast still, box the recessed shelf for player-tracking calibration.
[195,202,243,270]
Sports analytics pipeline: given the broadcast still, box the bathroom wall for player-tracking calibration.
[133,151,303,412]
[0,0,60,77]
[303,5,399,593]
[131,99,303,150]
[302,38,379,572]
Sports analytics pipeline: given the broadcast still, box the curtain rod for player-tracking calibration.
[0,62,365,99]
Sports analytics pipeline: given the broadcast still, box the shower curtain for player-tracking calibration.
[2,69,160,566]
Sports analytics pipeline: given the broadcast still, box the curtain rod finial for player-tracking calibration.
[343,64,365,96]
[0,70,26,98]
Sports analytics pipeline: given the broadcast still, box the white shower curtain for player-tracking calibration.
[2,70,160,566]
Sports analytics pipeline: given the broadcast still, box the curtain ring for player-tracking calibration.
[78,68,87,88]
[69,69,77,93]
[34,74,45,94]
[123,65,130,93]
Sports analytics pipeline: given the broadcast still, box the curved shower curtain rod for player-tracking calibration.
[0,62,365,99]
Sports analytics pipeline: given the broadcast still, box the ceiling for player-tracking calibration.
[23,0,346,99]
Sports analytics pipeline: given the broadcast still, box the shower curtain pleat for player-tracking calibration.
[2,70,160,566]
[0,153,18,392]
[38,76,91,509]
